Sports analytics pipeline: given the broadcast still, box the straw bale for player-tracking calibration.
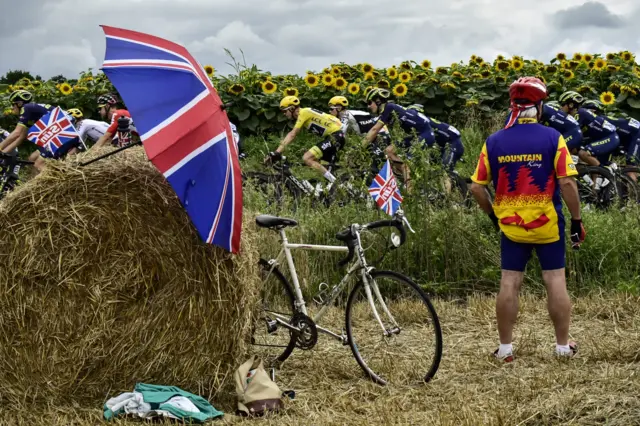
[0,147,260,408]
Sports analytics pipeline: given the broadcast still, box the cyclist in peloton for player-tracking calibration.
[362,88,437,191]
[265,95,345,184]
[558,91,620,168]
[406,103,465,172]
[581,99,640,182]
[0,90,84,172]
[327,95,390,175]
[66,108,111,147]
[93,94,137,149]
[535,100,584,158]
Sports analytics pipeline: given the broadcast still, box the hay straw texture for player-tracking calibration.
[0,147,260,408]
[0,292,638,424]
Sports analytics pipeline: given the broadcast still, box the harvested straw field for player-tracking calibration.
[0,291,638,425]
[0,147,261,409]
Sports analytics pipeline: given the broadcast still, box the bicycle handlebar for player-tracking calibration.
[335,212,408,267]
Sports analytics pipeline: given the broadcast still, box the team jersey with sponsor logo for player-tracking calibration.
[471,118,578,244]
[575,108,618,142]
[540,103,580,135]
[428,116,461,143]
[605,115,640,146]
[77,119,110,143]
[340,110,389,136]
[18,103,54,128]
[294,108,343,137]
[378,102,431,134]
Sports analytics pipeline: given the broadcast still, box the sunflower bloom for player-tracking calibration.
[386,67,398,80]
[283,87,298,97]
[204,65,214,76]
[600,91,615,105]
[494,76,507,83]
[416,73,427,82]
[621,85,638,96]
[304,74,319,87]
[474,56,484,65]
[496,61,510,71]
[334,78,347,90]
[261,80,277,94]
[377,79,390,89]
[400,61,412,70]
[323,67,331,74]
[572,53,583,61]
[322,74,335,86]
[545,65,558,73]
[496,54,505,61]
[435,67,448,75]
[556,52,567,61]
[577,85,592,94]
[440,82,456,90]
[421,59,431,70]
[227,84,245,96]
[606,53,616,61]
[364,72,374,81]
[480,70,492,78]
[594,58,606,70]
[59,83,72,95]
[562,70,575,80]
[452,71,465,79]
[465,99,479,107]
[607,64,620,72]
[568,60,580,69]
[583,54,593,63]
[392,83,408,97]
[399,72,411,83]
[331,66,342,76]
[587,61,595,70]
[361,63,374,74]
[609,82,621,92]
[621,51,635,62]
[471,73,482,80]
[348,82,360,95]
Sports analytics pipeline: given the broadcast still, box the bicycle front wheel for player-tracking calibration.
[345,270,443,386]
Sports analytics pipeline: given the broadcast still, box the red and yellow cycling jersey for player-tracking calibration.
[471,118,578,244]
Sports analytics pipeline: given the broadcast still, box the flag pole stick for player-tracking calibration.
[79,141,142,167]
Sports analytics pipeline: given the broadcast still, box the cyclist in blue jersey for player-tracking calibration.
[558,91,620,168]
[0,90,83,172]
[407,104,465,171]
[583,99,640,181]
[539,102,583,153]
[363,88,435,190]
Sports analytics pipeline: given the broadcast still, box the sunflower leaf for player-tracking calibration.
[627,98,640,109]
[444,98,456,107]
[236,109,251,121]
[243,115,260,131]
[264,109,276,120]
[615,93,629,104]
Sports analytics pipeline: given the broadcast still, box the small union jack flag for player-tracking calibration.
[368,159,403,216]
[27,107,80,157]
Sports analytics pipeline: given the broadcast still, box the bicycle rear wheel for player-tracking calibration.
[345,270,443,386]
[249,259,297,367]
[576,165,618,210]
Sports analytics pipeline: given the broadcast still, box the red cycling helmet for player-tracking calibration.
[508,77,548,104]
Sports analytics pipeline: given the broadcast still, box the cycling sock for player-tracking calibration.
[323,171,336,183]
[556,344,571,355]
[498,343,513,357]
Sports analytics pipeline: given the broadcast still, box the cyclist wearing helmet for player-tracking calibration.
[93,94,136,149]
[470,76,583,363]
[559,91,620,167]
[363,88,435,189]
[265,96,345,183]
[406,104,465,172]
[582,99,640,180]
[0,90,54,156]
[67,108,111,146]
[538,101,583,153]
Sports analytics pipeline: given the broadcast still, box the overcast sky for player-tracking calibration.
[0,0,638,80]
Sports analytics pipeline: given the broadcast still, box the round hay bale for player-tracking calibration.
[0,147,260,408]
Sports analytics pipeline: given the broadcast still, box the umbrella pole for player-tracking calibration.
[79,141,142,167]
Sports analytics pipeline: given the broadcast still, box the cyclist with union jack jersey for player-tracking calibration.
[93,94,138,149]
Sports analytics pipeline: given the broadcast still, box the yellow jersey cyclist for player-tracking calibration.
[265,96,345,184]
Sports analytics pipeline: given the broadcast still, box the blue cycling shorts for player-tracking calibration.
[501,223,566,272]
[400,128,435,149]
[585,132,620,165]
[564,128,584,151]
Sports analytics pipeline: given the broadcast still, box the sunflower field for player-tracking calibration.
[2,51,640,135]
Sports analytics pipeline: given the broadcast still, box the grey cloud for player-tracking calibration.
[552,1,625,29]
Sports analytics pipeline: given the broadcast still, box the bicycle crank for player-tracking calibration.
[290,312,318,350]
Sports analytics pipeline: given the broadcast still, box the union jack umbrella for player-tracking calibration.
[99,25,242,253]
[368,159,403,216]
[27,107,81,158]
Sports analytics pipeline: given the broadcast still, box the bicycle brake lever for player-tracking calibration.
[402,216,416,234]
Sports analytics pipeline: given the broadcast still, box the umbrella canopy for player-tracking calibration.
[100,25,242,253]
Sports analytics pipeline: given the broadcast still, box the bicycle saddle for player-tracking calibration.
[255,215,298,229]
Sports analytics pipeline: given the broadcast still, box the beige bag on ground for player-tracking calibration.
[234,356,283,417]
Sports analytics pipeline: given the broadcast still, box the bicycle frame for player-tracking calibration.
[263,223,400,344]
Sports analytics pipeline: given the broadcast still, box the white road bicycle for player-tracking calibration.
[251,209,443,386]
